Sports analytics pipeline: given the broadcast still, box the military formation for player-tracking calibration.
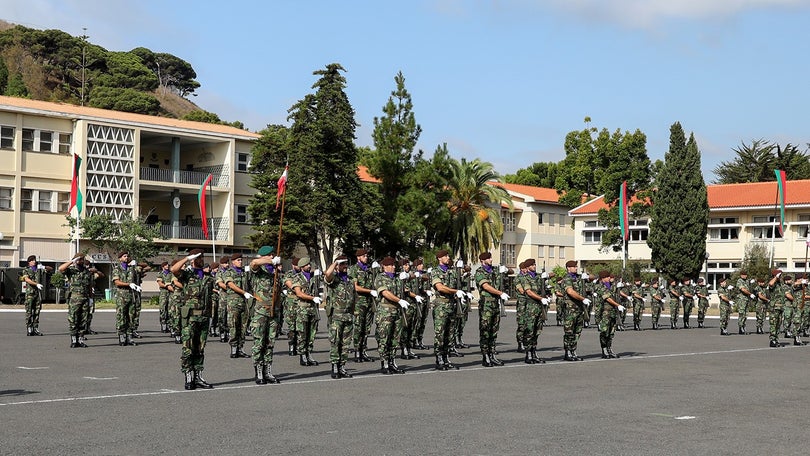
[19,248,810,390]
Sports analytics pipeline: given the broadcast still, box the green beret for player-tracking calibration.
[297,257,310,267]
[258,246,274,256]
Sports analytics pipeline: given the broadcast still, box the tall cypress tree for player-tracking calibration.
[648,122,709,280]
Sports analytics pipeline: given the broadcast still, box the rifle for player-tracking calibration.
[496,264,506,317]
[312,269,322,323]
[454,260,465,315]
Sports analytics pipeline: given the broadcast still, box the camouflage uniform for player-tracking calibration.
[21,264,46,334]
[374,272,405,364]
[736,276,755,334]
[718,281,734,335]
[208,268,220,336]
[292,270,319,363]
[561,272,587,359]
[411,268,431,349]
[348,262,375,359]
[156,267,173,333]
[450,267,472,348]
[475,264,502,358]
[797,277,810,336]
[696,280,710,328]
[680,280,695,329]
[325,269,355,367]
[169,277,184,342]
[282,267,300,354]
[630,281,646,331]
[112,262,139,342]
[176,267,213,374]
[215,262,230,341]
[63,263,94,346]
[597,279,620,357]
[516,270,546,363]
[554,279,566,326]
[650,283,665,329]
[432,264,459,369]
[130,264,148,336]
[514,270,528,348]
[754,280,770,334]
[399,268,422,359]
[767,275,791,346]
[667,281,681,329]
[223,264,249,354]
[250,264,282,370]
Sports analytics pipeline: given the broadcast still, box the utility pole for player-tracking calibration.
[80,28,87,106]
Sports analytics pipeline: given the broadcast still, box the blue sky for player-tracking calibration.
[5,0,810,182]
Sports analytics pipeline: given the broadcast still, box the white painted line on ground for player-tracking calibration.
[675,416,696,420]
[82,376,118,380]
[0,344,799,407]
[17,366,49,370]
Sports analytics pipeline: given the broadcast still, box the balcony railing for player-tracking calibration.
[140,164,229,187]
[149,217,230,241]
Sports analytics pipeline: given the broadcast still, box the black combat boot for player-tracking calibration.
[564,349,575,361]
[380,358,391,375]
[289,341,296,356]
[756,326,763,334]
[634,323,640,331]
[570,350,582,361]
[77,336,88,348]
[305,352,319,366]
[407,347,420,359]
[769,340,780,347]
[517,341,525,352]
[27,326,33,336]
[785,330,793,338]
[435,354,447,371]
[794,335,803,346]
[338,363,352,378]
[389,357,405,374]
[721,328,729,336]
[354,348,363,363]
[448,346,464,357]
[231,346,240,359]
[698,322,704,328]
[299,354,308,366]
[683,319,690,329]
[601,346,610,359]
[607,346,619,359]
[525,350,535,364]
[237,347,251,358]
[530,348,544,364]
[359,343,373,362]
[330,363,340,379]
[118,334,127,346]
[132,330,142,339]
[265,364,280,383]
[670,321,677,329]
[174,334,182,344]
[70,335,78,348]
[184,371,195,390]
[652,322,658,330]
[31,327,43,336]
[400,346,409,360]
[456,338,469,349]
[160,323,168,333]
[739,327,747,335]
[616,324,624,332]
[255,365,266,384]
[482,352,493,367]
[443,354,458,370]
[126,334,137,345]
[489,351,504,366]
[221,332,228,343]
[193,370,213,389]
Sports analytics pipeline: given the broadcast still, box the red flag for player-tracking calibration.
[619,181,629,240]
[275,166,288,210]
[774,169,787,236]
[69,154,83,214]
[199,173,213,239]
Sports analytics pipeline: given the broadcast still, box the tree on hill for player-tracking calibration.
[647,122,709,280]
[130,47,200,97]
[712,139,810,184]
[503,161,559,188]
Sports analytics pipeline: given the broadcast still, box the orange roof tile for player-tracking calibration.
[357,165,381,184]
[570,179,810,215]
[487,181,561,204]
[0,95,260,139]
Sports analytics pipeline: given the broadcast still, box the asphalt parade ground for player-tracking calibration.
[1,308,809,455]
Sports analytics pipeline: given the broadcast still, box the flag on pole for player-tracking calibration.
[275,165,288,211]
[69,153,83,214]
[774,169,787,236]
[619,180,629,240]
[199,173,213,239]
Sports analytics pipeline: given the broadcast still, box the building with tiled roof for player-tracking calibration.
[568,180,810,286]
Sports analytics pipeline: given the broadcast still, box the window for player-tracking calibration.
[39,131,53,152]
[38,191,52,211]
[236,153,251,172]
[584,231,602,243]
[20,189,32,210]
[538,213,543,224]
[584,220,602,228]
[629,229,649,241]
[236,204,250,224]
[558,246,566,258]
[751,215,782,239]
[558,214,567,226]
[20,128,59,153]
[547,213,555,225]
[502,211,516,232]
[22,129,34,151]
[709,227,739,240]
[58,192,70,212]
[548,246,555,258]
[0,187,12,209]
[59,133,72,154]
[538,245,545,258]
[499,244,516,267]
[710,217,738,224]
[0,126,13,149]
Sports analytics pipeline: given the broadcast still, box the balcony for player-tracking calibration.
[149,217,230,241]
[140,165,229,187]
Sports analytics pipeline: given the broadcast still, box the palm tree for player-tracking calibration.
[445,158,513,261]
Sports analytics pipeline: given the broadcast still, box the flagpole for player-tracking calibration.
[209,174,215,261]
[770,180,779,268]
[269,186,288,319]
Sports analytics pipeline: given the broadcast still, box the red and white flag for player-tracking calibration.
[275,165,288,211]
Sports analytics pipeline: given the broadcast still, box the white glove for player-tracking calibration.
[541,298,549,305]
[750,279,756,284]
[371,261,380,269]
[727,285,734,290]
[36,283,44,290]
[749,294,756,299]
[243,292,253,300]
[282,289,288,296]
[129,260,137,266]
[312,297,322,305]
[500,293,510,301]
[776,272,782,279]
[617,305,626,313]
[541,272,549,279]
[414,271,421,278]
[313,269,322,277]
[426,290,435,297]
[128,283,142,293]
[581,273,589,281]
[335,258,347,264]
[582,298,591,306]
[186,252,202,261]
[71,257,80,264]
[272,256,282,265]
[693,295,698,301]
[729,300,735,307]
[398,299,409,309]
[456,260,464,268]
[399,272,409,280]
[370,290,379,298]
[617,281,624,288]
[499,265,508,274]
[37,264,45,270]
[415,295,424,304]
[678,296,684,302]
[427,268,433,274]
[467,292,474,301]
[455,290,466,299]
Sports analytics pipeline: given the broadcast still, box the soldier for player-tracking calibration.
[208,262,220,337]
[554,275,566,327]
[431,250,463,370]
[474,252,509,367]
[21,254,48,336]
[596,270,625,358]
[514,261,528,351]
[223,253,253,358]
[283,257,301,355]
[215,255,230,342]
[348,249,377,363]
[398,259,424,360]
[785,274,802,345]
[292,256,322,366]
[798,274,810,337]
[650,279,665,329]
[156,262,172,333]
[129,259,151,339]
[112,251,140,346]
[754,276,770,334]
[450,263,473,352]
[681,278,695,329]
[373,256,410,374]
[58,253,100,348]
[736,271,755,335]
[411,259,432,350]
[171,249,214,390]
[324,255,355,379]
[767,269,793,347]
[561,260,590,361]
[695,277,710,329]
[667,278,681,329]
[718,277,734,336]
[615,277,631,331]
[248,246,283,384]
[168,262,185,343]
[515,258,547,365]
[630,277,646,331]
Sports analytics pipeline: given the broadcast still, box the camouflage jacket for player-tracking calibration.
[375,272,405,310]
[64,265,94,299]
[474,265,497,300]
[326,271,355,316]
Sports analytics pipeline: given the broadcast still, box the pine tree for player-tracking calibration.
[648,122,709,280]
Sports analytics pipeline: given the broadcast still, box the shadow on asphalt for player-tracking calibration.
[0,389,39,397]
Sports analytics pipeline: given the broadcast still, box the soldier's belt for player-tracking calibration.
[191,309,205,316]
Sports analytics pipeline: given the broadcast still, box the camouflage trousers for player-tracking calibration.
[83,299,95,333]
[24,292,42,328]
[433,300,456,356]
[697,298,710,324]
[478,299,501,353]
[180,316,208,373]
[783,305,796,335]
[632,300,645,325]
[226,296,247,348]
[67,296,88,336]
[737,297,750,330]
[295,304,318,355]
[132,291,142,330]
[329,314,353,364]
[158,290,170,326]
[284,298,298,341]
[209,292,219,330]
[769,308,783,343]
[521,300,544,349]
[801,302,810,332]
[599,306,617,348]
[563,302,585,351]
[169,293,182,334]
[251,306,278,366]
[719,302,732,330]
[375,305,402,359]
[413,298,430,344]
[619,305,627,325]
[683,298,694,322]
[115,289,136,335]
[353,301,374,349]
[755,300,769,330]
[244,297,256,334]
[450,300,470,344]
[556,300,566,324]
[218,292,229,333]
[669,299,680,323]
[400,300,419,348]
[593,301,604,327]
[515,301,527,344]
[651,301,662,325]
